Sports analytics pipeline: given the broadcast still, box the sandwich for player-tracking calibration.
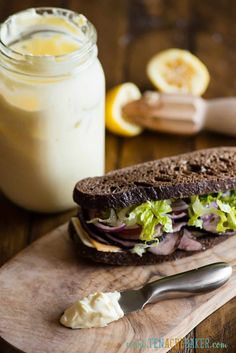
[69,147,236,265]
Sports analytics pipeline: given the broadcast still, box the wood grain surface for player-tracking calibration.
[0,224,236,353]
[0,1,236,353]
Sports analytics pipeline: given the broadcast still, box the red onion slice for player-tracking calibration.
[170,211,187,219]
[93,222,126,233]
[103,232,136,248]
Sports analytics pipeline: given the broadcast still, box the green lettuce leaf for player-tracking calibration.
[131,241,159,257]
[126,200,173,241]
[188,191,236,233]
[131,243,149,257]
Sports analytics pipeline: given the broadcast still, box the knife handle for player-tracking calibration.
[143,262,232,305]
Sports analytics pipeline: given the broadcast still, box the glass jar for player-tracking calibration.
[0,8,105,212]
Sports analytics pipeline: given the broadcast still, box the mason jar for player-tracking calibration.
[0,7,105,212]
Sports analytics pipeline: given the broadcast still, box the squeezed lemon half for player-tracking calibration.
[105,82,143,137]
[147,48,210,96]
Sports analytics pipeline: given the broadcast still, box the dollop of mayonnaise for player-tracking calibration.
[60,291,124,329]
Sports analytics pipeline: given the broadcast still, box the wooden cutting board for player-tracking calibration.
[0,223,236,353]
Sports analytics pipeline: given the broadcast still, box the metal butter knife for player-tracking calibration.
[118,262,232,314]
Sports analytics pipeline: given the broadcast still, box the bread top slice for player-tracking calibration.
[73,147,236,210]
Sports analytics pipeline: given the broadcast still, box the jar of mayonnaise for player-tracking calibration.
[0,8,105,212]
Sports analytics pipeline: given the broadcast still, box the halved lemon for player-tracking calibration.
[147,48,210,96]
[105,82,143,137]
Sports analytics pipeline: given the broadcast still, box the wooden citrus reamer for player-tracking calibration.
[123,91,236,136]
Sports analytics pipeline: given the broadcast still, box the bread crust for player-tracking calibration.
[69,221,235,266]
[73,147,236,210]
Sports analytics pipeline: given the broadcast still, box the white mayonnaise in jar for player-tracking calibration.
[0,8,105,212]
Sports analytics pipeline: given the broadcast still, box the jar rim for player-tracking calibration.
[0,7,97,77]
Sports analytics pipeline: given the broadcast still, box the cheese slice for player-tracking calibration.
[72,218,94,248]
[71,217,122,253]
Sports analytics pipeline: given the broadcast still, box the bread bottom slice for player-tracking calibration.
[69,221,235,266]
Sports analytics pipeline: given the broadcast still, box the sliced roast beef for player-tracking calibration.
[102,232,139,248]
[115,225,142,240]
[148,232,181,255]
[178,229,202,251]
[172,221,187,232]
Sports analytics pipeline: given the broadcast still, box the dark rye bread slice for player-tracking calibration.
[69,221,235,265]
[74,147,236,210]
